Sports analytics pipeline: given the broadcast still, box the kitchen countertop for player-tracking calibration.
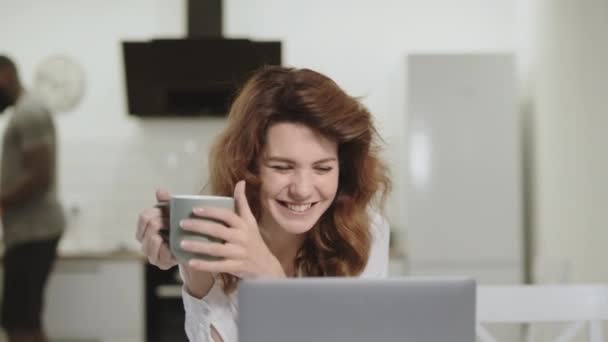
[55,249,146,261]
[0,240,145,261]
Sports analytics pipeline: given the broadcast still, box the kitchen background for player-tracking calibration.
[0,0,606,341]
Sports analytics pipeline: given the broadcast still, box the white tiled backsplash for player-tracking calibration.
[55,118,228,254]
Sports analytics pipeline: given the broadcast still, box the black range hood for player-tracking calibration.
[122,0,281,117]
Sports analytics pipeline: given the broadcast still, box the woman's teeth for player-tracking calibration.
[285,202,313,212]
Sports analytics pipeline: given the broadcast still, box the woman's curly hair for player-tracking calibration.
[205,66,391,293]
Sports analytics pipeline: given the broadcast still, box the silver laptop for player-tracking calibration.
[238,277,475,342]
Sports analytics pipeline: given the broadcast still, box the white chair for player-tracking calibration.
[477,285,608,342]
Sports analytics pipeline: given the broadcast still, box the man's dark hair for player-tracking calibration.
[0,55,17,73]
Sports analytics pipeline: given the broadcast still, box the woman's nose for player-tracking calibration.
[289,171,313,200]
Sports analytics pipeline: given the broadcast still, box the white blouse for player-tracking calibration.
[180,212,390,342]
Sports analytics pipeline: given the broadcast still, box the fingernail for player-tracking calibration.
[193,207,204,214]
[180,220,190,228]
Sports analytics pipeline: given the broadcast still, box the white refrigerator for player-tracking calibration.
[404,54,524,285]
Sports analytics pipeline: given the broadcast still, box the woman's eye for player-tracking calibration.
[271,165,291,171]
[315,166,333,173]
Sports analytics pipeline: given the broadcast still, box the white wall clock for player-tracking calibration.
[33,55,86,113]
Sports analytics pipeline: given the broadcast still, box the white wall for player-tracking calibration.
[224,0,518,235]
[532,0,608,282]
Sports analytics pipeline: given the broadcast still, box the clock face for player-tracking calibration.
[33,55,86,113]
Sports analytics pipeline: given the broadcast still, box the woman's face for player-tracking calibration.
[258,122,339,235]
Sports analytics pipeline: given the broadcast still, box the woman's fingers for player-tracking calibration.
[136,208,164,241]
[180,240,244,260]
[138,213,176,269]
[142,233,176,270]
[234,180,256,225]
[191,207,242,229]
[157,242,177,270]
[138,189,170,241]
[136,209,152,242]
[188,258,242,275]
[189,182,258,231]
[136,189,176,270]
[141,232,161,261]
[180,220,237,242]
[155,188,171,202]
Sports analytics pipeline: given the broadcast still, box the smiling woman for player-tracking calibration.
[136,65,391,342]
[257,122,340,238]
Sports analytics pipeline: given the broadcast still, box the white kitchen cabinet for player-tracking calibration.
[0,252,145,342]
[44,253,145,341]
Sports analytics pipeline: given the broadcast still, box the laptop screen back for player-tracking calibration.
[238,277,476,342]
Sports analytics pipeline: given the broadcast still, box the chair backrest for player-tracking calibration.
[477,285,608,342]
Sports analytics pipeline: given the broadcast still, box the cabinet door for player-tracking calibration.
[44,259,144,341]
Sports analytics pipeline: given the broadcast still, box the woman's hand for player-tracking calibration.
[136,189,177,270]
[179,180,285,279]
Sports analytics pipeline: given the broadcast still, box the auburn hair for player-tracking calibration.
[206,66,391,293]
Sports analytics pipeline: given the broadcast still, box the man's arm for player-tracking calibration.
[0,143,53,209]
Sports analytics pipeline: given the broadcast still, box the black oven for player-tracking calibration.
[145,263,188,341]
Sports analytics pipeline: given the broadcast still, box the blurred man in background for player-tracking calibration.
[0,55,65,342]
